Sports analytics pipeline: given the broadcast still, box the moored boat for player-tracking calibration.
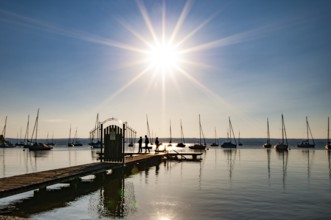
[0,116,14,148]
[168,120,172,146]
[72,128,83,146]
[274,114,288,151]
[46,133,56,146]
[297,116,315,148]
[67,126,74,147]
[221,117,237,148]
[176,120,186,147]
[210,127,219,147]
[29,142,52,151]
[28,109,52,151]
[189,115,206,150]
[238,132,243,146]
[23,115,30,148]
[263,118,272,148]
[89,113,101,148]
[326,117,331,150]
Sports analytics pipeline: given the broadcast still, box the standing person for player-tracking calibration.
[144,135,150,153]
[155,137,160,152]
[138,136,143,153]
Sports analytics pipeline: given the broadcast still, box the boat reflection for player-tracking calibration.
[276,150,288,190]
[266,149,271,182]
[327,150,331,179]
[301,149,315,180]
[29,149,51,158]
[223,149,237,181]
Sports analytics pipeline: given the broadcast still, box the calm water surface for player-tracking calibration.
[1,141,331,219]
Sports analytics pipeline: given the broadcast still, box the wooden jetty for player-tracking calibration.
[0,117,203,199]
[0,163,112,199]
[0,151,201,199]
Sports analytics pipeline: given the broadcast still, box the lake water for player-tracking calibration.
[1,139,331,219]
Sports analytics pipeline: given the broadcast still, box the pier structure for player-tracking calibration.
[0,116,203,199]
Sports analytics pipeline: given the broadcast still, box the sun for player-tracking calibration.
[102,0,231,104]
[146,41,181,72]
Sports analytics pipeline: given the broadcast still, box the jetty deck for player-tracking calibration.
[0,162,113,199]
[0,152,202,199]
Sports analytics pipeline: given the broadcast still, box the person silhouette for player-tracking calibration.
[144,135,150,153]
[138,136,143,153]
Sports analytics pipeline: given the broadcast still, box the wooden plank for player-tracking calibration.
[0,163,113,199]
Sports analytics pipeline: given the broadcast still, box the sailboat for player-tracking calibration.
[73,128,83,146]
[297,116,315,148]
[146,115,153,148]
[0,116,14,148]
[274,114,288,151]
[67,126,74,147]
[168,120,172,146]
[263,118,272,148]
[210,127,219,147]
[28,109,52,151]
[47,133,55,146]
[189,115,206,150]
[15,128,25,147]
[128,129,135,147]
[23,115,30,148]
[177,120,186,147]
[221,117,237,148]
[325,117,331,150]
[89,114,101,148]
[238,132,243,146]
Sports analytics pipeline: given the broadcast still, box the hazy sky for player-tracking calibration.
[0,0,330,139]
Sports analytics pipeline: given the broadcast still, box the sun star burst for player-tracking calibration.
[147,41,181,72]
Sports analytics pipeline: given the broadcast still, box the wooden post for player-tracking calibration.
[122,123,126,166]
[100,123,103,162]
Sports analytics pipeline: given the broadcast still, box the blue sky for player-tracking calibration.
[0,0,330,139]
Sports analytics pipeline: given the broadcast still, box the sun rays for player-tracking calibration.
[0,1,287,113]
[110,0,226,102]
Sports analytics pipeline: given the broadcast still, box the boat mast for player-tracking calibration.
[267,118,270,144]
[198,114,206,145]
[74,128,77,144]
[24,115,29,145]
[228,118,232,141]
[20,127,22,143]
[307,116,315,144]
[327,117,330,145]
[30,109,39,143]
[36,110,39,143]
[281,114,288,145]
[68,125,72,144]
[214,127,217,144]
[180,120,185,143]
[199,114,201,145]
[169,120,172,144]
[306,116,309,141]
[229,117,237,145]
[146,114,151,143]
[2,116,7,138]
[96,113,99,142]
